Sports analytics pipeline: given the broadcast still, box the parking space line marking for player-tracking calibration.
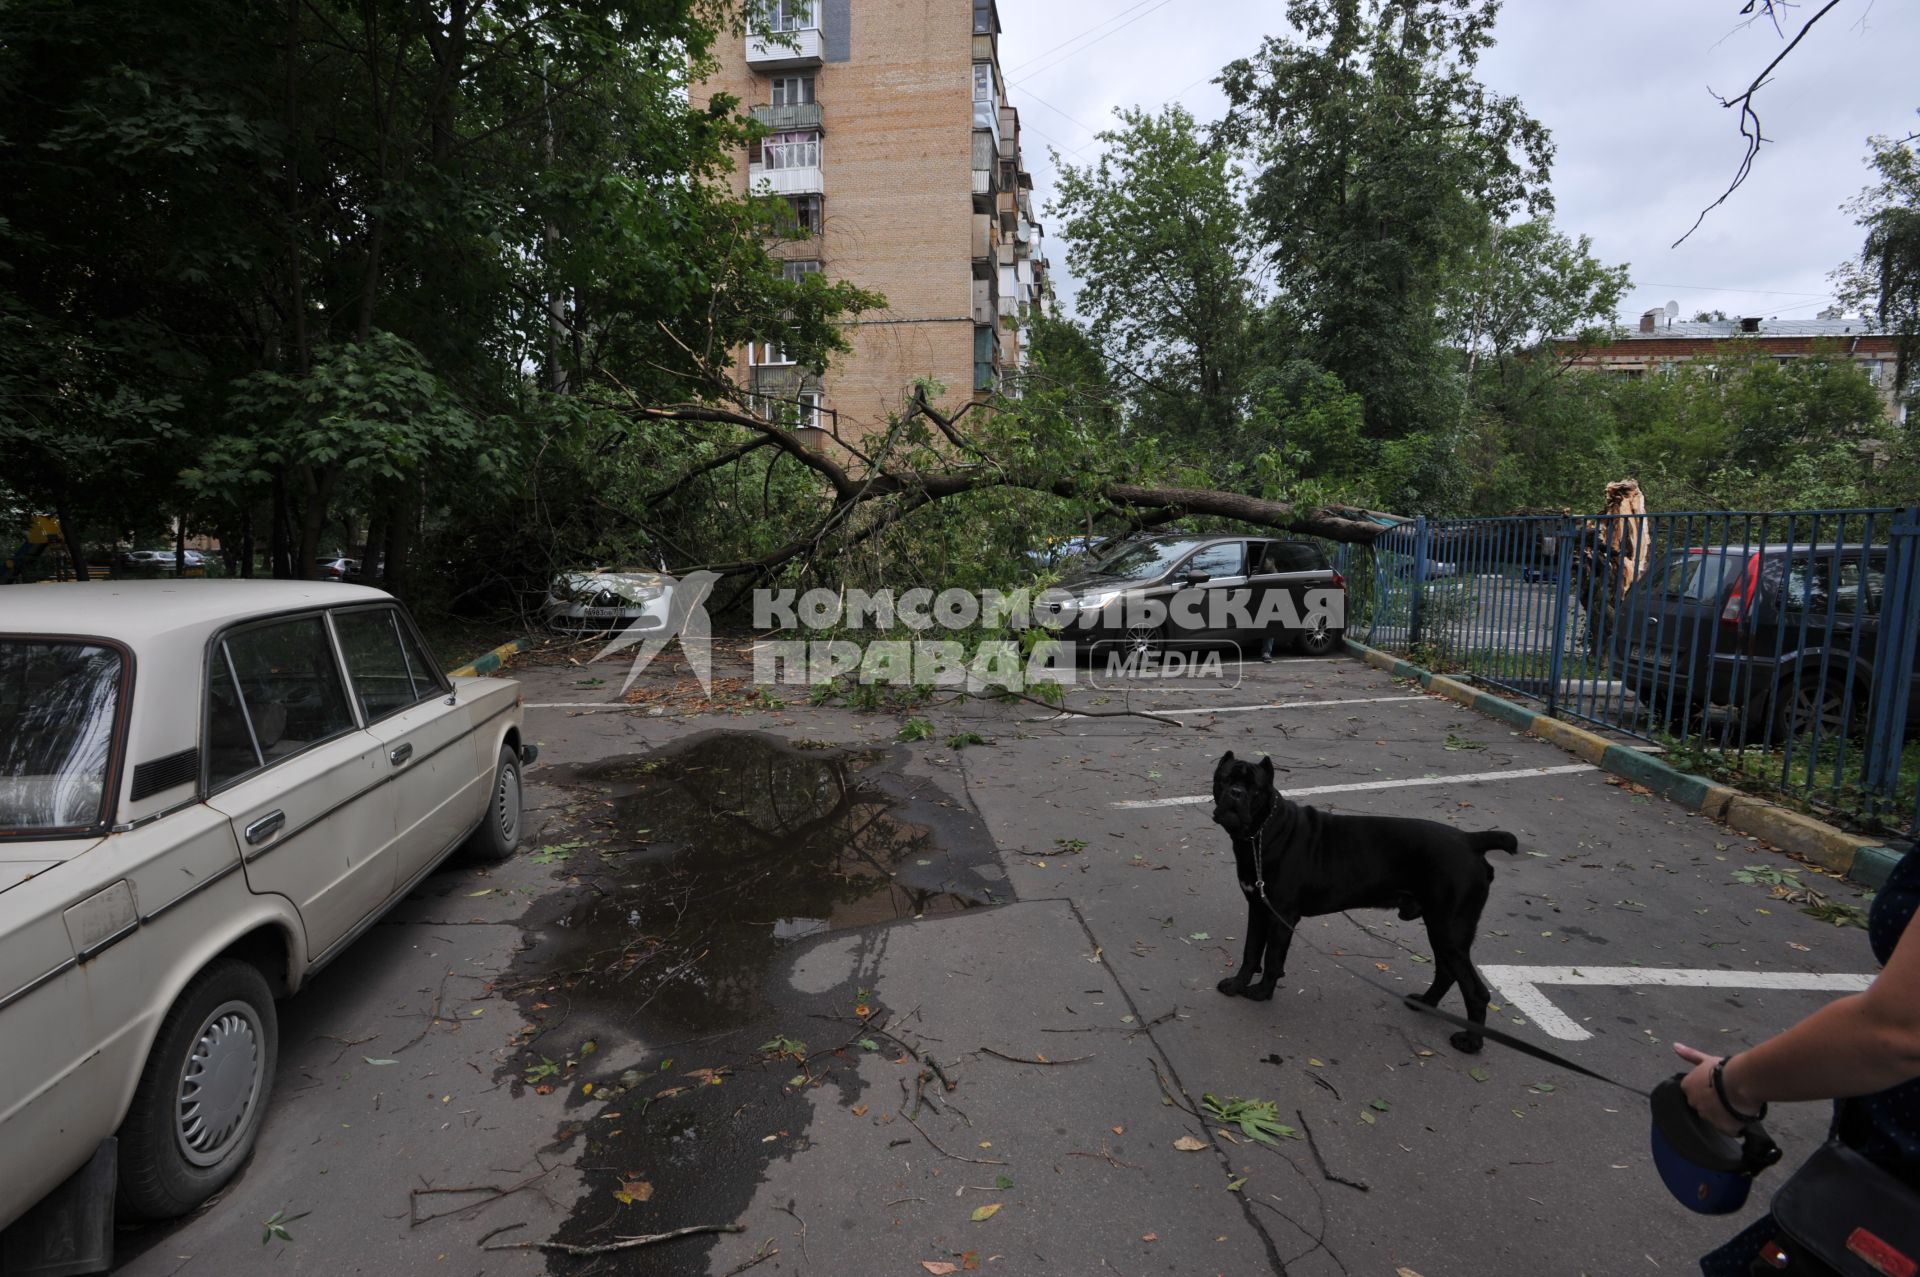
[1030,694,1427,723]
[1478,965,1877,1042]
[526,701,636,709]
[1112,763,1596,808]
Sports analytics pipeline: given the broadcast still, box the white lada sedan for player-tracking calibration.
[0,582,530,1232]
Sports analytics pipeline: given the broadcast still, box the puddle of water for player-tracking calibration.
[520,731,1001,1034]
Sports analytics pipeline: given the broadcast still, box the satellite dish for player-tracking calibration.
[1664,300,1680,319]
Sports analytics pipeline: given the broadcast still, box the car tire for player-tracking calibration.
[118,959,278,1220]
[1294,619,1339,657]
[462,743,523,862]
[1770,670,1862,742]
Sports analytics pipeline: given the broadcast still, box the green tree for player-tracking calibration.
[1834,133,1920,415]
[1218,0,1554,470]
[1047,105,1258,456]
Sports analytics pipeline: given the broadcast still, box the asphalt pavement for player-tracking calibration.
[113,641,1884,1277]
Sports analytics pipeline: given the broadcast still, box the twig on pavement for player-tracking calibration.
[484,1224,746,1255]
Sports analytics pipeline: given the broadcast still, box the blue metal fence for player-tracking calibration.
[1351,506,1920,837]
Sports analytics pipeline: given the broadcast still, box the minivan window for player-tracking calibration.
[1785,556,1882,617]
[0,640,122,834]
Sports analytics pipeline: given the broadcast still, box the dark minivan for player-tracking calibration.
[1045,534,1346,655]
[1610,543,1920,740]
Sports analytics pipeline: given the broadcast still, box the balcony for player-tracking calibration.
[749,160,824,197]
[747,26,823,69]
[750,103,824,131]
[972,101,1000,152]
[972,278,998,326]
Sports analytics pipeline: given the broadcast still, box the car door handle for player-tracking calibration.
[245,810,285,846]
[389,743,414,767]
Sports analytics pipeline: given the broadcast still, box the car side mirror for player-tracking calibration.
[1183,571,1212,586]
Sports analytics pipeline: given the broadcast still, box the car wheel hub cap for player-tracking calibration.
[177,1003,262,1166]
[497,765,520,841]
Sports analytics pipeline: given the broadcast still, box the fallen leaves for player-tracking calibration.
[613,1179,653,1205]
[1172,1135,1207,1152]
[968,1203,1001,1223]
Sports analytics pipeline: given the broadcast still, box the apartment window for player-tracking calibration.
[763,0,815,32]
[783,259,823,282]
[761,130,820,171]
[778,194,823,236]
[749,391,822,429]
[973,62,994,104]
[1863,359,1885,386]
[771,75,815,107]
[749,340,794,367]
[972,0,996,36]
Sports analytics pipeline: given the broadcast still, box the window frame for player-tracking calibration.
[760,130,820,172]
[770,75,815,107]
[0,633,134,840]
[200,609,366,797]
[328,604,447,726]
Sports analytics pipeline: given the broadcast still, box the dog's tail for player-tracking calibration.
[1469,830,1519,856]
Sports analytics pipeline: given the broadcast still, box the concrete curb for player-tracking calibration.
[1344,637,1904,889]
[446,636,529,679]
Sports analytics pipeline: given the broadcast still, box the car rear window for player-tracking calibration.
[1652,551,1744,601]
[207,616,358,790]
[0,640,124,834]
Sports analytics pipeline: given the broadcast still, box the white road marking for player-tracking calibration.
[1029,694,1426,723]
[526,701,636,710]
[1111,763,1596,808]
[1478,964,1878,1042]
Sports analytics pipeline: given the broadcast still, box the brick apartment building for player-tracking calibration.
[1560,309,1907,425]
[701,0,1052,440]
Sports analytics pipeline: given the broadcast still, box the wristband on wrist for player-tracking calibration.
[1711,1054,1768,1125]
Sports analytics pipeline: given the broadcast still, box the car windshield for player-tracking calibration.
[0,640,123,835]
[1082,540,1203,582]
[1651,550,1744,601]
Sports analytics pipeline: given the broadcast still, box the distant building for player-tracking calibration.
[701,0,1052,440]
[1559,311,1905,424]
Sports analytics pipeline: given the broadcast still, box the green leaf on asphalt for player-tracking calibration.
[1470,1067,1490,1083]
[1226,1177,1247,1191]
[970,1203,1001,1222]
[363,1057,397,1066]
[1360,1111,1376,1125]
[994,1175,1015,1190]
[859,1039,880,1051]
[1368,1099,1390,1111]
[1533,1082,1556,1093]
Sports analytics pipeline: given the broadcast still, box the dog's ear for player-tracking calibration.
[1215,750,1237,778]
[1257,756,1275,786]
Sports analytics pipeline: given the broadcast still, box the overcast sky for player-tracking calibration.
[996,0,1919,327]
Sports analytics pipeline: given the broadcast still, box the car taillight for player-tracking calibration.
[1720,554,1760,626]
[1331,570,1345,589]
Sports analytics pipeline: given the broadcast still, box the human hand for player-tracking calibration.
[1673,1042,1745,1135]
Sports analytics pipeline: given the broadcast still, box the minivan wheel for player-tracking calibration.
[118,959,278,1220]
[463,743,523,862]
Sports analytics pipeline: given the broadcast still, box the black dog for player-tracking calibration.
[1209,750,1517,1052]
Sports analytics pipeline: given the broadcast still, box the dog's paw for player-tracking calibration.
[1242,982,1278,1002]
[1448,1030,1484,1054]
[1215,976,1249,997]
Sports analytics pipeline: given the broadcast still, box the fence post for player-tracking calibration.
[1544,518,1575,719]
[1863,506,1920,816]
[1409,516,1429,650]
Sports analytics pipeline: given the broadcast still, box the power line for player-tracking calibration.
[1636,281,1834,298]
[1006,0,1180,87]
[1004,0,1163,74]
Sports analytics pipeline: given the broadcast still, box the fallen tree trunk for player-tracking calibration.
[623,389,1389,581]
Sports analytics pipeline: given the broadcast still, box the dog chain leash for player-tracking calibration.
[1240,814,1651,1099]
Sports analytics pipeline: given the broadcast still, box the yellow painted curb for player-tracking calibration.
[1527,716,1613,766]
[1721,796,1879,877]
